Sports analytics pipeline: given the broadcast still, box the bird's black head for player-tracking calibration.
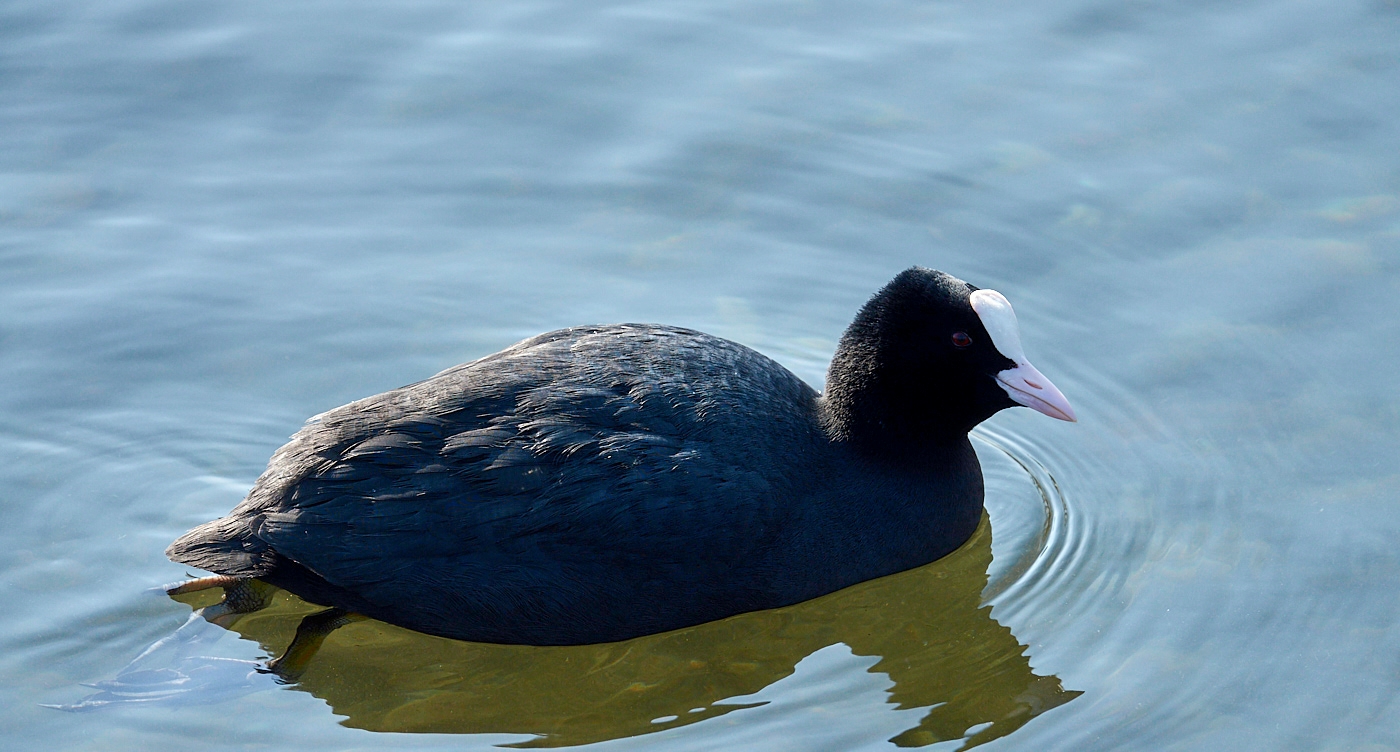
[822,267,1074,450]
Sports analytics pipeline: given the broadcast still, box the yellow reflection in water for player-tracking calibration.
[187,515,1077,748]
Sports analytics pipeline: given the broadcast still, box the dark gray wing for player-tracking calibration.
[167,325,823,639]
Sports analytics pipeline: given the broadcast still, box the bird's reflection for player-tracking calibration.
[165,515,1077,748]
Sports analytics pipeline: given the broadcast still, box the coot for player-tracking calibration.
[167,267,1073,668]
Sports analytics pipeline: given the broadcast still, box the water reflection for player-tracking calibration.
[173,516,1077,748]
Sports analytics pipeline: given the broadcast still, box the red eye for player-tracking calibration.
[951,332,973,348]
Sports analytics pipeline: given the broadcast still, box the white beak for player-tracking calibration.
[969,288,1077,423]
[995,360,1077,422]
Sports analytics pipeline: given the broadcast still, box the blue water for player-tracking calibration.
[4,0,1400,750]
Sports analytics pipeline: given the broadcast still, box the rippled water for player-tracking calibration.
[4,0,1399,750]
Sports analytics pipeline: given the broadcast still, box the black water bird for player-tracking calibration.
[165,267,1075,673]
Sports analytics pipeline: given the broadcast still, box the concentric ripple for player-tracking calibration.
[974,426,1073,607]
[961,350,1247,752]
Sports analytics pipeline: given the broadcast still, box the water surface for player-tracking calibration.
[3,0,1399,750]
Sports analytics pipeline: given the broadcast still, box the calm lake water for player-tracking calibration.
[4,0,1399,750]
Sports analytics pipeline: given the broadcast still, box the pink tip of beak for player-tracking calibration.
[995,361,1077,422]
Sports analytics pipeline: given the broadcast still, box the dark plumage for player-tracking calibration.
[167,267,1074,646]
